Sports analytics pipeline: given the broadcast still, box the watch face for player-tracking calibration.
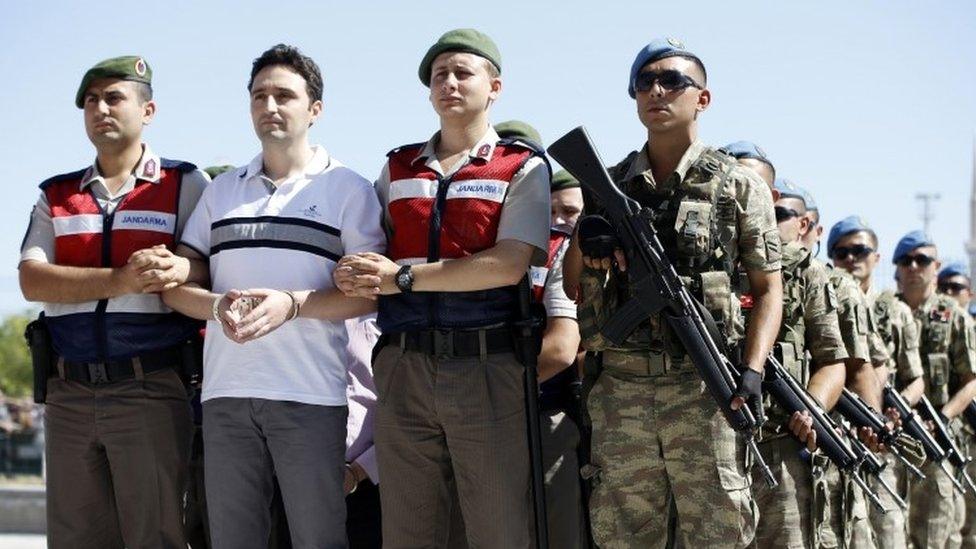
[397,271,410,289]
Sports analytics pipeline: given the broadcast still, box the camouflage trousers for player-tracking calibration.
[824,465,875,549]
[587,362,757,549]
[749,436,817,549]
[960,435,976,549]
[909,460,965,548]
[868,453,909,549]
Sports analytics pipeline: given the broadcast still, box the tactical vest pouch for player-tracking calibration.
[927,353,951,406]
[698,271,735,342]
[24,315,53,404]
[673,200,713,263]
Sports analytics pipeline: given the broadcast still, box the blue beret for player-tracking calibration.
[628,37,703,99]
[968,303,976,317]
[773,178,818,212]
[892,230,935,264]
[827,216,873,254]
[938,262,969,282]
[720,141,770,163]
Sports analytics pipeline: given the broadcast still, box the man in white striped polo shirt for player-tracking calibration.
[164,44,385,549]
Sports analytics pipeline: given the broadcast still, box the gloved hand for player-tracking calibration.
[578,215,626,271]
[730,368,764,421]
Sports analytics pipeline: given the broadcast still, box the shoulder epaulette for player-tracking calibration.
[696,147,738,177]
[39,168,87,190]
[386,142,426,158]
[160,158,198,173]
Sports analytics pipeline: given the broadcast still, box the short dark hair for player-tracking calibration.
[134,82,153,103]
[248,44,323,103]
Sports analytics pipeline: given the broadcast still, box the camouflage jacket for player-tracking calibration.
[867,288,923,387]
[901,292,976,407]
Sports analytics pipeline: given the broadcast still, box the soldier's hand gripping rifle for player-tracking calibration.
[883,386,966,493]
[916,395,976,494]
[835,387,926,479]
[763,355,887,512]
[844,422,909,510]
[547,126,777,487]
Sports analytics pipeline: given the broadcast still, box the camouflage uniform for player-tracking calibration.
[866,289,926,549]
[822,267,879,549]
[580,141,780,548]
[748,242,848,549]
[904,293,976,549]
[963,315,976,549]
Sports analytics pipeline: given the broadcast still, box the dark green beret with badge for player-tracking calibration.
[418,28,501,87]
[550,169,580,192]
[494,120,543,148]
[75,55,152,108]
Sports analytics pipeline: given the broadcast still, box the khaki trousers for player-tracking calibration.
[374,345,532,549]
[45,368,191,549]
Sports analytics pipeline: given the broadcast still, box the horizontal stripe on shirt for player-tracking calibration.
[210,215,343,262]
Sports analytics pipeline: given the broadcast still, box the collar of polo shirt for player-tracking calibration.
[241,145,332,190]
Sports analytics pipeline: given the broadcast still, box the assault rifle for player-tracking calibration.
[834,388,925,479]
[916,395,976,494]
[883,386,966,494]
[763,356,887,512]
[547,127,777,486]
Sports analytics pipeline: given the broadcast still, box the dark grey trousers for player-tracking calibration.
[203,397,348,549]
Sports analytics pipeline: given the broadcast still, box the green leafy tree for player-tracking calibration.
[0,313,34,397]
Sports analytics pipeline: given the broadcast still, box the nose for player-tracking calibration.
[263,95,278,112]
[440,72,458,92]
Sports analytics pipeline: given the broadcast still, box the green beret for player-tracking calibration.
[551,169,580,192]
[494,120,543,148]
[204,165,235,180]
[75,55,152,108]
[418,28,501,87]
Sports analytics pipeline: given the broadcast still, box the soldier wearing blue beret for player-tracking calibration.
[563,37,784,548]
[938,262,972,310]
[893,232,976,547]
[721,141,775,186]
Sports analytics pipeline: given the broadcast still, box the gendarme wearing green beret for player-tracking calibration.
[550,169,580,192]
[418,29,501,87]
[494,120,543,148]
[75,55,152,108]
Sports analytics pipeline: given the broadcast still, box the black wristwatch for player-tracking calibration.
[395,264,414,293]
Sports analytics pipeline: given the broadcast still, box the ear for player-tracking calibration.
[488,76,502,102]
[771,189,781,201]
[696,88,711,112]
[308,99,323,127]
[142,100,156,126]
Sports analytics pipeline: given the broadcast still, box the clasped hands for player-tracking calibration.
[118,245,191,294]
[333,252,401,299]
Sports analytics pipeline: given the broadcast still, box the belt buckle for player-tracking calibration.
[433,330,454,359]
[87,362,110,385]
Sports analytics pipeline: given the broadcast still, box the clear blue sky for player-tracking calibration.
[1,1,974,315]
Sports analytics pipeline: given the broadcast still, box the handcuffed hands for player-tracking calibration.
[214,288,298,343]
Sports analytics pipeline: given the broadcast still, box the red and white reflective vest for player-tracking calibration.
[40,159,198,362]
[377,139,541,333]
[530,228,571,303]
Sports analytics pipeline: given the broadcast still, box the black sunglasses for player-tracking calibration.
[634,69,703,93]
[774,206,803,223]
[896,253,936,268]
[831,244,874,261]
[938,281,971,294]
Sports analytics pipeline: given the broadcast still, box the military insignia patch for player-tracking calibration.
[667,37,684,49]
[134,58,147,77]
[930,308,951,323]
[142,158,157,178]
[477,144,491,158]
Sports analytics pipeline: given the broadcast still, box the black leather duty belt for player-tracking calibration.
[56,347,181,386]
[388,327,516,359]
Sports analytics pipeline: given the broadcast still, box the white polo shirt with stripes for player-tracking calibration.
[180,145,386,406]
